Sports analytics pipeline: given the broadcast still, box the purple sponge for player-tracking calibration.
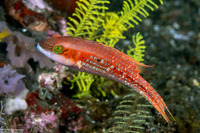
[0,65,26,97]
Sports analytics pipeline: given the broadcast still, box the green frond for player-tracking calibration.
[69,72,94,98]
[96,0,163,47]
[90,75,116,98]
[118,0,163,29]
[106,91,153,133]
[69,72,115,98]
[96,12,126,47]
[127,32,146,63]
[66,0,110,39]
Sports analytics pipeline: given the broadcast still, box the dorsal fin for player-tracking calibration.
[52,34,61,38]
[135,61,154,73]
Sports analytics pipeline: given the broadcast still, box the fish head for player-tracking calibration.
[37,35,76,66]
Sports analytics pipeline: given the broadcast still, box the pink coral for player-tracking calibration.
[24,111,60,132]
[0,65,26,97]
[46,30,60,39]
[25,89,87,132]
[67,115,86,132]
[38,63,69,91]
[38,72,61,91]
[57,18,68,36]
[46,17,68,39]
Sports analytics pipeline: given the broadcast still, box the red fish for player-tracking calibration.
[37,35,174,124]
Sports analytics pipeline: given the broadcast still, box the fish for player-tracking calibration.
[0,28,11,42]
[37,35,175,124]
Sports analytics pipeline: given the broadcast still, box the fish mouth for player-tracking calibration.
[37,42,55,59]
[37,40,54,51]
[37,43,52,57]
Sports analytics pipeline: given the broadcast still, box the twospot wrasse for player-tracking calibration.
[37,35,175,124]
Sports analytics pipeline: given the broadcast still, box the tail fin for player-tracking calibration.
[130,75,175,124]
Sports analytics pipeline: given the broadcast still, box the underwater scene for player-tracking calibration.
[0,0,200,132]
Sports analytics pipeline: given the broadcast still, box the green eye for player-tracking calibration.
[53,45,63,54]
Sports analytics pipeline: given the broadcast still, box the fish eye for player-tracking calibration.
[53,45,63,54]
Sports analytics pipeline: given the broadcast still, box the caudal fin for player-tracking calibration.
[130,75,175,124]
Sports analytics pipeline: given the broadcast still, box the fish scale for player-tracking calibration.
[78,51,136,82]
